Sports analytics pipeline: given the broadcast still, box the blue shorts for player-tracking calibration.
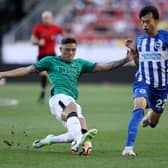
[133,81,168,113]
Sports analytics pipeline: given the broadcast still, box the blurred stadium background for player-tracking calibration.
[1,2,168,167]
[0,0,168,83]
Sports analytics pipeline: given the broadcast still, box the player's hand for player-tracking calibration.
[125,39,134,48]
[125,39,136,52]
[0,72,5,80]
[0,72,3,80]
[0,78,6,85]
[39,39,45,46]
[125,39,137,56]
[125,49,136,62]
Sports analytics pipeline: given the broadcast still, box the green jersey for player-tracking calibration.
[34,56,96,100]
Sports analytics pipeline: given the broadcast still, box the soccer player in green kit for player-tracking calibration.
[0,37,133,155]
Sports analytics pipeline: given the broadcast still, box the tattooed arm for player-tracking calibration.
[93,50,133,72]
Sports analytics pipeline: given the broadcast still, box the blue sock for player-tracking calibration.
[125,108,144,147]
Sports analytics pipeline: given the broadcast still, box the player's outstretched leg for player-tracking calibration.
[71,128,97,155]
[32,134,54,148]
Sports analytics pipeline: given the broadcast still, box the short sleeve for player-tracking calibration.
[34,56,52,72]
[78,59,96,73]
[32,25,40,37]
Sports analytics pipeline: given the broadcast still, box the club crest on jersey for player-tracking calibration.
[154,40,162,50]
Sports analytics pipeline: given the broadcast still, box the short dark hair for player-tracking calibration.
[139,6,159,20]
[61,37,77,45]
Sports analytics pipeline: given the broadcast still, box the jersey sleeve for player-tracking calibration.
[32,24,40,38]
[78,59,96,73]
[34,56,52,72]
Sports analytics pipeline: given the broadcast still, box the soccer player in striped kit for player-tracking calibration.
[122,6,168,156]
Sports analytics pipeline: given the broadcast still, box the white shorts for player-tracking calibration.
[49,94,83,127]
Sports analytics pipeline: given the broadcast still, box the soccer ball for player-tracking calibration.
[71,141,92,156]
[80,141,92,156]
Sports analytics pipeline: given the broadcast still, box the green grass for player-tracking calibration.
[0,83,168,168]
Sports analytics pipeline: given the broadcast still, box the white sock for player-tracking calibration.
[50,132,73,143]
[125,146,133,150]
[66,116,82,141]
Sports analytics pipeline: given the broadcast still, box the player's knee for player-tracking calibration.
[67,112,78,119]
[61,111,78,121]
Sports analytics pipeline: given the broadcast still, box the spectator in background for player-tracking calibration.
[31,10,64,103]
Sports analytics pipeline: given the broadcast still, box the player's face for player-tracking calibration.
[140,13,158,36]
[60,43,77,62]
[42,14,53,25]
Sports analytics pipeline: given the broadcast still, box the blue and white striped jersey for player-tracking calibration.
[135,30,168,88]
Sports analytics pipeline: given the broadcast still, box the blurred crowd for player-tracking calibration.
[61,0,168,44]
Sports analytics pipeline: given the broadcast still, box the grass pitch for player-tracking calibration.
[0,83,168,168]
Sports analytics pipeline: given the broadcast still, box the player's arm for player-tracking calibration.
[133,53,139,66]
[125,39,139,66]
[0,65,36,79]
[31,34,45,46]
[93,50,133,72]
